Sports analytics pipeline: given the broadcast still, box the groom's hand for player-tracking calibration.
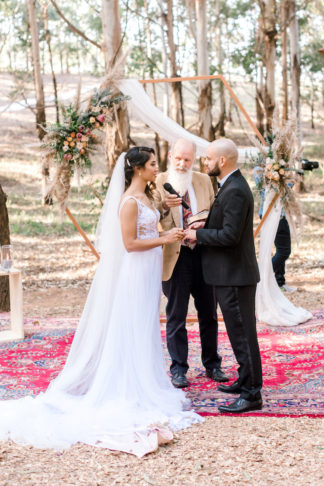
[184,228,197,242]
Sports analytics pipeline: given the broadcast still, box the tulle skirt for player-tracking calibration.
[0,247,202,457]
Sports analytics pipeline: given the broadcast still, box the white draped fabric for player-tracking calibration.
[119,79,258,162]
[256,189,312,326]
[119,79,312,327]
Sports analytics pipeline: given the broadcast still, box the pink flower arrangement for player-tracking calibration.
[96,114,106,123]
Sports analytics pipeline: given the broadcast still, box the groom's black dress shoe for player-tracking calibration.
[171,373,188,388]
[218,397,263,414]
[206,367,229,383]
[218,379,241,394]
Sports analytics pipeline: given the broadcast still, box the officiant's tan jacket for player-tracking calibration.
[154,171,215,281]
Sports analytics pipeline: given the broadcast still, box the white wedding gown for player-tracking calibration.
[0,194,202,457]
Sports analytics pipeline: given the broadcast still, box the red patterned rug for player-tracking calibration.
[0,311,323,417]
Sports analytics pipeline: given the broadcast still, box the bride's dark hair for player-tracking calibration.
[124,146,156,199]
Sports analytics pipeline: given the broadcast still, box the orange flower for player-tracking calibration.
[70,141,75,147]
[82,141,87,148]
[80,148,85,155]
[279,168,285,175]
[63,141,69,146]
[70,132,76,138]
[90,117,96,123]
[67,137,72,142]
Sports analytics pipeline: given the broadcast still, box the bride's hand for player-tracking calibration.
[163,228,185,244]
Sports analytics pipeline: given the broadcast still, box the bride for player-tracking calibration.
[0,146,203,457]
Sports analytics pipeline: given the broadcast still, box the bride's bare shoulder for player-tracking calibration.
[119,195,138,213]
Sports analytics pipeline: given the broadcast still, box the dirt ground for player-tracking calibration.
[0,73,324,485]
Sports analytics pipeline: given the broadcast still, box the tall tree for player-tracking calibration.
[27,0,46,140]
[42,3,59,124]
[214,0,225,137]
[101,0,131,176]
[195,0,214,140]
[281,0,289,120]
[289,0,301,144]
[158,0,184,125]
[0,185,10,312]
[259,0,277,132]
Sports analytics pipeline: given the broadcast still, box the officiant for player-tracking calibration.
[154,138,229,388]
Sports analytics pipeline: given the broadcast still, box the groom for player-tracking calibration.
[185,138,263,413]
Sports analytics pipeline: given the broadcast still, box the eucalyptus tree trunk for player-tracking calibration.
[214,0,225,137]
[281,0,289,120]
[0,185,10,312]
[260,0,277,133]
[162,0,184,125]
[288,0,304,191]
[289,0,301,144]
[43,4,59,124]
[195,0,214,140]
[27,0,46,140]
[101,0,130,176]
[255,21,265,136]
[143,0,165,169]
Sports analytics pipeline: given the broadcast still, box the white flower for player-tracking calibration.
[92,106,101,113]
[77,142,83,150]
[279,159,286,166]
[266,157,273,165]
[63,145,69,152]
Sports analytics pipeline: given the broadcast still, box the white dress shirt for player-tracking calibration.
[218,168,239,188]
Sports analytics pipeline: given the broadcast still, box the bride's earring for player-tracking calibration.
[138,171,142,177]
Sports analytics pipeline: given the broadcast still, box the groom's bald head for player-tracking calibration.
[205,138,238,178]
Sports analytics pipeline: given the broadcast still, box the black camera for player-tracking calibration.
[301,158,319,171]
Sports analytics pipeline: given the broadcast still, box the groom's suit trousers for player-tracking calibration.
[213,284,262,400]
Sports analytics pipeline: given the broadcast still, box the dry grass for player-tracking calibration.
[0,417,323,486]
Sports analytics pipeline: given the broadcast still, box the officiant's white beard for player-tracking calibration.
[167,164,193,196]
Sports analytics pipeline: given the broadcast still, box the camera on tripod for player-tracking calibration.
[301,158,319,171]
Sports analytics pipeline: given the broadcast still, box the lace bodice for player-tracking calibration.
[120,196,160,240]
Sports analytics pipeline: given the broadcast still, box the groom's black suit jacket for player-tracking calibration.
[196,169,260,287]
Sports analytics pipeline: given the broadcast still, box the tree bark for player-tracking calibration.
[0,185,10,312]
[288,0,304,191]
[164,0,184,125]
[27,0,46,140]
[281,0,289,120]
[259,0,277,133]
[143,0,165,170]
[195,0,214,140]
[214,0,225,137]
[289,0,301,144]
[256,54,265,136]
[43,4,59,124]
[101,0,131,176]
